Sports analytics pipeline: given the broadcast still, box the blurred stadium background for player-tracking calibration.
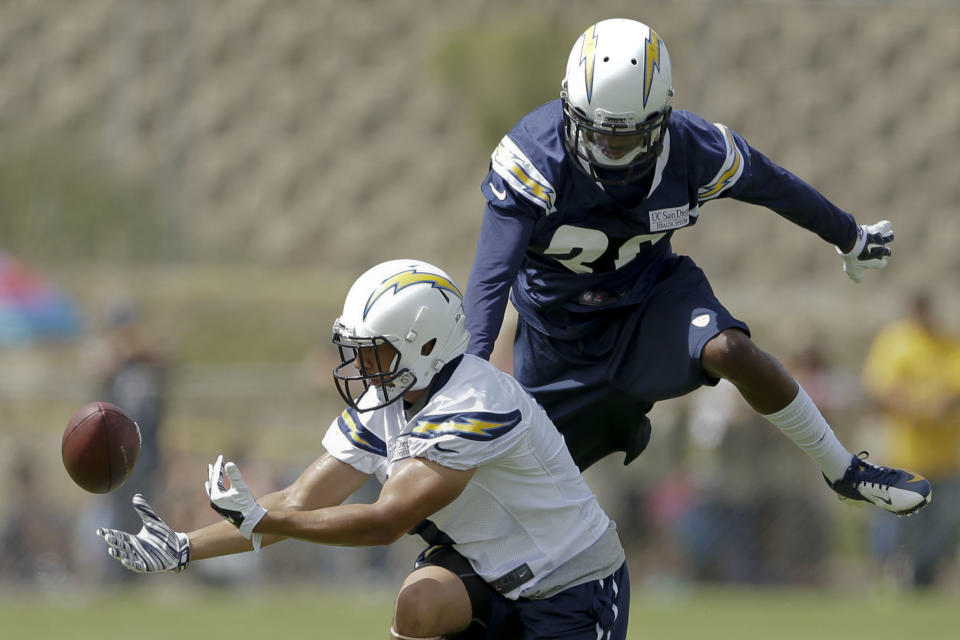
[2,0,959,636]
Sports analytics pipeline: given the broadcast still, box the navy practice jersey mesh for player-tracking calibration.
[464,99,858,358]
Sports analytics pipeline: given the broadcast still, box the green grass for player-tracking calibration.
[3,584,958,639]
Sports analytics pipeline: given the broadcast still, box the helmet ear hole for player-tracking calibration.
[420,338,437,357]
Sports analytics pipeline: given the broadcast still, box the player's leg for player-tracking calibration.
[515,562,630,640]
[621,255,930,514]
[701,327,855,480]
[700,314,931,515]
[549,390,651,470]
[513,255,738,470]
[393,545,520,640]
[512,322,651,470]
[392,563,471,639]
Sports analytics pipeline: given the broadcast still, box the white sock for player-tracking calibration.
[761,386,853,482]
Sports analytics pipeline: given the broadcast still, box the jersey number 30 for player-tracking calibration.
[544,225,666,274]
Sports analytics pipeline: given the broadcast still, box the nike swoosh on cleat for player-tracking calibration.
[907,473,926,483]
[877,496,893,505]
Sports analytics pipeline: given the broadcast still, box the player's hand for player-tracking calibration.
[837,220,893,283]
[205,454,267,540]
[96,494,190,573]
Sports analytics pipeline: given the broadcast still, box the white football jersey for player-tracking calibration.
[322,354,613,599]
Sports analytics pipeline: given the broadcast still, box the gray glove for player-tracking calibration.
[97,494,190,573]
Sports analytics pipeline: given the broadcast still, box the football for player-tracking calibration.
[61,401,141,494]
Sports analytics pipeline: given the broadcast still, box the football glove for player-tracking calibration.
[96,494,190,573]
[205,454,267,541]
[837,220,893,283]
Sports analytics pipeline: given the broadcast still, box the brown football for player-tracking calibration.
[61,401,141,493]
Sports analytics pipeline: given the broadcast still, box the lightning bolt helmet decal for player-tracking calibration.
[364,269,463,319]
[560,19,675,186]
[333,259,471,410]
[643,29,664,109]
[579,24,599,103]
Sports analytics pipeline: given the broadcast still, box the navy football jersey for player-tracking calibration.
[464,99,858,358]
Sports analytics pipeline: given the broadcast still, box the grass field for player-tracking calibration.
[2,584,958,639]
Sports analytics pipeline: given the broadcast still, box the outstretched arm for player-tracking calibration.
[724,141,892,282]
[98,452,370,572]
[190,452,370,559]
[210,456,474,547]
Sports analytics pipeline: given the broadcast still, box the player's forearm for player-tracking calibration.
[736,149,857,248]
[186,518,281,560]
[254,503,404,547]
[187,488,293,559]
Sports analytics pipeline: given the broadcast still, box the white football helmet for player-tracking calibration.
[561,19,674,184]
[332,259,470,411]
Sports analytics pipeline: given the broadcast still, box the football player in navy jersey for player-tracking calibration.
[463,18,931,516]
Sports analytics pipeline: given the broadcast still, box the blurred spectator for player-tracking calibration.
[94,300,170,580]
[678,380,764,584]
[0,453,73,585]
[861,291,960,588]
[670,370,836,586]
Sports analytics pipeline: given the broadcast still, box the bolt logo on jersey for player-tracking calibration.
[643,30,664,108]
[579,25,599,103]
[412,410,522,441]
[491,136,557,213]
[364,269,463,319]
[337,407,387,456]
[697,124,745,202]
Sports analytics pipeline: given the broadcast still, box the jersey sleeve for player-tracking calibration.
[321,406,388,477]
[685,113,858,249]
[465,104,568,358]
[464,176,537,360]
[405,408,526,470]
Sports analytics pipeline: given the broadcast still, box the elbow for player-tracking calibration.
[362,505,412,546]
[272,486,309,512]
[366,517,408,546]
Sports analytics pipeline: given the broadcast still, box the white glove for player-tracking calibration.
[837,220,893,283]
[205,454,267,541]
[96,494,190,573]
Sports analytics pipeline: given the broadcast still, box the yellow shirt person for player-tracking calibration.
[862,294,960,480]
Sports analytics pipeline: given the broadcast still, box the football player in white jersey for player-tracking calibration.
[463,18,931,516]
[97,259,630,640]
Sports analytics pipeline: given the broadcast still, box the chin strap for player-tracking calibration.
[390,628,442,640]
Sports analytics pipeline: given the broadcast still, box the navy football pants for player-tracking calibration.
[414,545,630,640]
[513,255,749,470]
